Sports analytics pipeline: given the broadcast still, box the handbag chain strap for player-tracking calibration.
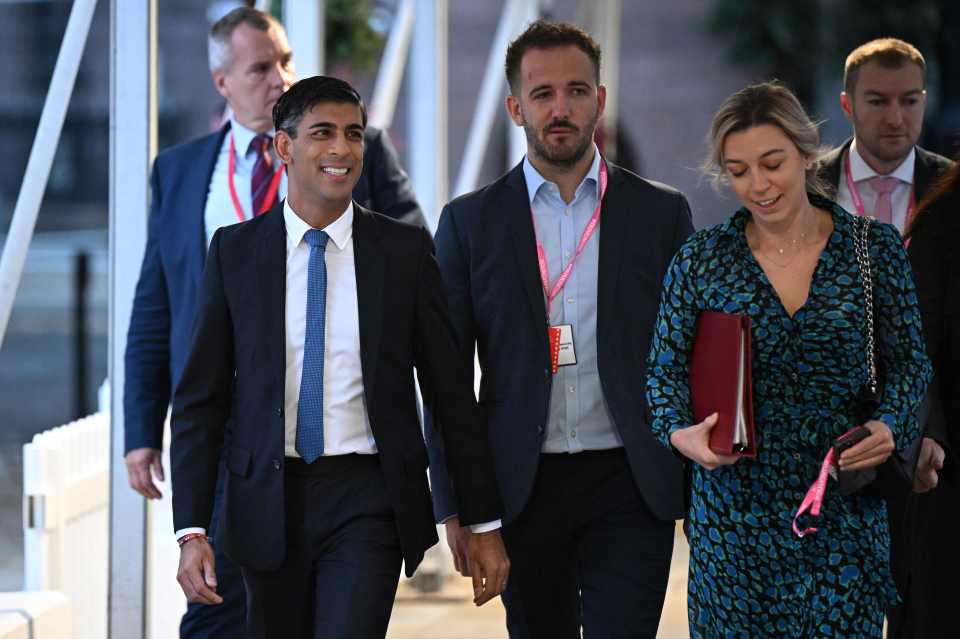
[852,214,878,395]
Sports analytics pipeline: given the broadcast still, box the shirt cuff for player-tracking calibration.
[175,527,207,542]
[468,519,502,533]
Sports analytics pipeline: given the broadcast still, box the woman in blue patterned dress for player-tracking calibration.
[645,82,932,638]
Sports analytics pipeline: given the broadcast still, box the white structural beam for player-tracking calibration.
[108,1,157,637]
[507,0,540,166]
[454,0,536,197]
[369,0,415,130]
[589,0,621,161]
[285,0,325,78]
[409,0,448,231]
[0,0,97,349]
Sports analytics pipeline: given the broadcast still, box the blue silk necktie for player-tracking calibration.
[296,229,330,463]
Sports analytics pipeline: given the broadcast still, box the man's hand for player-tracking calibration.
[443,516,473,576]
[669,413,740,470]
[467,530,510,606]
[838,420,895,471]
[124,447,165,499]
[913,437,945,493]
[177,538,223,605]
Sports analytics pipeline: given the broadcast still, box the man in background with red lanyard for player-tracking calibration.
[122,7,425,639]
[424,20,694,638]
[818,36,955,638]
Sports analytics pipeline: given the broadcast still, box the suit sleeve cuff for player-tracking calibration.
[467,519,502,533]
[175,527,206,542]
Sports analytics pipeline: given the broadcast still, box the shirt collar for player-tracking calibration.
[229,117,276,160]
[522,144,602,204]
[849,139,915,185]
[283,199,354,252]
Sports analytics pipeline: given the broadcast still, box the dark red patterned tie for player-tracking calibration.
[250,134,275,216]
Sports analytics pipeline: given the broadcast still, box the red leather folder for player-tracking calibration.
[689,311,756,457]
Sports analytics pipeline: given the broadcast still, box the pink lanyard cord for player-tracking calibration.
[532,160,609,314]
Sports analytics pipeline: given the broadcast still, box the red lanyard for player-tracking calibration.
[531,160,608,314]
[227,133,283,222]
[844,148,914,246]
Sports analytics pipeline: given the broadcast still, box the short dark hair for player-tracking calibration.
[208,7,282,72]
[272,76,368,138]
[843,38,925,95]
[504,19,601,95]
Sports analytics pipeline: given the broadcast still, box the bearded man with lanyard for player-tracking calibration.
[424,20,694,637]
[818,37,955,638]
[122,7,425,639]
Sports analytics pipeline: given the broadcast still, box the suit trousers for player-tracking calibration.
[501,448,674,639]
[241,455,403,639]
[180,454,247,639]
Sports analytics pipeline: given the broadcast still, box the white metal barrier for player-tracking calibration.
[0,591,71,639]
[22,412,184,639]
[23,413,108,639]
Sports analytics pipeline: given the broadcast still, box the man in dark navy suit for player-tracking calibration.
[171,75,508,639]
[122,8,425,638]
[425,19,693,638]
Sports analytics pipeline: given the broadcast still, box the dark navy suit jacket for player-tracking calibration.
[170,203,500,574]
[425,160,694,525]
[124,123,424,453]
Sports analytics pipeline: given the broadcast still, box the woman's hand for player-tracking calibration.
[669,413,741,470]
[837,420,894,471]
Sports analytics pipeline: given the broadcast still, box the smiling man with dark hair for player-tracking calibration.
[170,75,508,639]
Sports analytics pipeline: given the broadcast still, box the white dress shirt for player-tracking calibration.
[177,199,499,539]
[282,200,377,457]
[204,118,288,247]
[835,140,915,233]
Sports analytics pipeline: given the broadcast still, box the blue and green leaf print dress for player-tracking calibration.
[645,197,932,638]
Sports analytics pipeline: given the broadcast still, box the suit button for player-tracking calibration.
[793,453,801,462]
[276,407,283,416]
[790,372,800,383]
[273,459,281,470]
[543,368,549,378]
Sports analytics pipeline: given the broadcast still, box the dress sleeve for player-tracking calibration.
[869,222,933,450]
[646,233,702,449]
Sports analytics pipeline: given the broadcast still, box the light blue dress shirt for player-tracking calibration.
[523,146,622,454]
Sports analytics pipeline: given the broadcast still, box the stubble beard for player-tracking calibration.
[523,111,599,169]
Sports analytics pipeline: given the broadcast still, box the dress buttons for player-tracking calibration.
[570,431,577,439]
[273,459,282,470]
[793,453,801,462]
[276,407,283,415]
[790,372,800,383]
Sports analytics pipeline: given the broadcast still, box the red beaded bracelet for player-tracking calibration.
[177,533,209,547]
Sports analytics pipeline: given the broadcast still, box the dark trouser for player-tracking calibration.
[501,448,674,639]
[181,456,248,639]
[241,454,403,639]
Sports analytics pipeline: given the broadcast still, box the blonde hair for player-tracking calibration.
[844,38,925,94]
[703,81,828,197]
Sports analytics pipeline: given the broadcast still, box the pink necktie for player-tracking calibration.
[867,176,899,224]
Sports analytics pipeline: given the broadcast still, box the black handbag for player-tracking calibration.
[837,215,924,498]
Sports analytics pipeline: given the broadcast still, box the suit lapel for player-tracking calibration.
[352,206,385,405]
[255,201,288,385]
[596,162,628,343]
[913,147,936,201]
[504,164,550,351]
[190,123,231,290]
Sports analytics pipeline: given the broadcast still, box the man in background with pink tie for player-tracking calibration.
[818,36,955,639]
